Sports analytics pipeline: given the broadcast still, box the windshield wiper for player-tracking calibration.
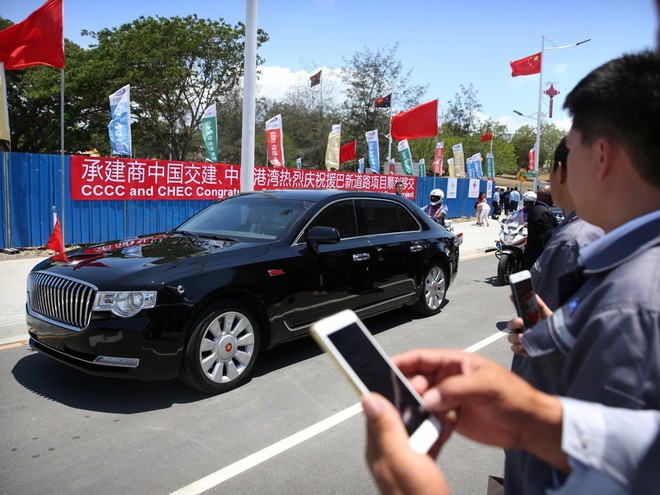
[174,230,200,238]
[197,233,238,242]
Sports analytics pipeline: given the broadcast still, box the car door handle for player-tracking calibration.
[410,244,424,253]
[353,253,370,262]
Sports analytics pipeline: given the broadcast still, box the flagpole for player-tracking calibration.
[60,68,65,243]
[387,102,393,169]
[533,35,545,193]
[240,0,258,192]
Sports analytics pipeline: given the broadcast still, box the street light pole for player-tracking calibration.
[533,35,545,193]
[532,35,591,192]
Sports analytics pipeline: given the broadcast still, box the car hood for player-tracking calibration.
[30,233,272,288]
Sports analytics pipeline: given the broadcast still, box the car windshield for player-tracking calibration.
[176,196,312,241]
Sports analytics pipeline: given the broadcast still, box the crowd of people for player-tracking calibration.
[363,40,660,495]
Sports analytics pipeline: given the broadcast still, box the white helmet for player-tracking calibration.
[429,189,444,205]
[522,191,537,204]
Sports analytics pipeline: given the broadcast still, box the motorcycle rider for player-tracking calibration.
[422,189,448,227]
[521,190,558,270]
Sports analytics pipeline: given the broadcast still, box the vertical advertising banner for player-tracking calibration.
[474,153,484,179]
[266,114,285,168]
[365,129,380,173]
[108,85,132,156]
[295,157,302,169]
[0,63,9,142]
[468,178,480,198]
[448,157,456,178]
[397,139,414,175]
[467,155,476,179]
[201,103,218,162]
[325,124,341,170]
[418,158,426,177]
[528,148,535,171]
[432,141,444,175]
[358,157,365,173]
[485,152,495,178]
[447,177,458,198]
[452,143,466,178]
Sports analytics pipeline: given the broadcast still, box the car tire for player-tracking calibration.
[181,299,261,394]
[412,263,447,316]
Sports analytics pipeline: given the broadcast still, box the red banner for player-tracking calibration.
[432,142,444,175]
[70,155,241,200]
[69,155,419,200]
[253,167,417,199]
[528,148,535,171]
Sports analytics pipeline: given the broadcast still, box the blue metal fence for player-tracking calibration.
[1,152,495,250]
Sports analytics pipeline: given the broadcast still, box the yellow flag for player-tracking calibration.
[0,63,10,143]
[325,124,341,170]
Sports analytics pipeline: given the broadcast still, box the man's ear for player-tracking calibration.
[558,162,568,185]
[594,139,615,182]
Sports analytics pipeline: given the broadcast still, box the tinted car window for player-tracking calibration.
[310,200,358,239]
[397,204,421,232]
[361,199,420,235]
[178,197,308,240]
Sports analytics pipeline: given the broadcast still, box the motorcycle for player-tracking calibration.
[494,211,527,285]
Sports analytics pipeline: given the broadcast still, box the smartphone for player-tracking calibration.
[509,270,541,329]
[311,309,441,454]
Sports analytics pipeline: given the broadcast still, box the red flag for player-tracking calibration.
[391,99,438,141]
[481,131,493,142]
[510,52,541,77]
[0,0,65,70]
[339,140,356,164]
[45,210,67,260]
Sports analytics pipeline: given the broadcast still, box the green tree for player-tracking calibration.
[1,14,92,153]
[340,44,427,168]
[441,83,483,136]
[81,15,268,160]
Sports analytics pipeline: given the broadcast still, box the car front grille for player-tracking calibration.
[27,272,97,331]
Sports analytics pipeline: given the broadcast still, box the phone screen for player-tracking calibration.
[327,322,430,436]
[511,276,540,328]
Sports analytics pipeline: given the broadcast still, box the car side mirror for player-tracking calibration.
[306,226,340,253]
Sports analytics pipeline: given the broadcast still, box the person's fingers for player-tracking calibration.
[393,349,476,382]
[507,316,525,333]
[535,295,553,319]
[362,393,411,462]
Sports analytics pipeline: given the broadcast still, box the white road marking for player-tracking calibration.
[169,330,507,495]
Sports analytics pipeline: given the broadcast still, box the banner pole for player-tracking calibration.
[60,68,65,245]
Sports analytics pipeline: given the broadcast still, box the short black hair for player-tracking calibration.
[563,50,660,187]
[552,136,568,172]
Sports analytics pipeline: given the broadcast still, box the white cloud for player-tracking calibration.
[256,65,348,104]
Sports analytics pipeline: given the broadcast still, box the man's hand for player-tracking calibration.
[392,349,569,471]
[362,393,450,495]
[507,295,553,356]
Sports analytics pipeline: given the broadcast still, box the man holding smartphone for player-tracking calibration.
[361,49,660,494]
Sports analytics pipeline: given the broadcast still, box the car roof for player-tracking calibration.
[232,189,401,202]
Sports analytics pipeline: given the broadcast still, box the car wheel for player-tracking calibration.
[412,263,447,316]
[181,299,261,394]
[497,254,516,286]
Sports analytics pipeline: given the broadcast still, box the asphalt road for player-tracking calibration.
[0,254,515,495]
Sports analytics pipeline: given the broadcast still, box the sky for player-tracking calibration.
[3,0,658,134]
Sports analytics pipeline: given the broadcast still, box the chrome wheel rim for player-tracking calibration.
[424,266,446,311]
[198,311,256,384]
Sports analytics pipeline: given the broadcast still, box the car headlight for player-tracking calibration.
[93,291,157,317]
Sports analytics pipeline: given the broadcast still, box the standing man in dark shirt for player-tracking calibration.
[521,190,557,270]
